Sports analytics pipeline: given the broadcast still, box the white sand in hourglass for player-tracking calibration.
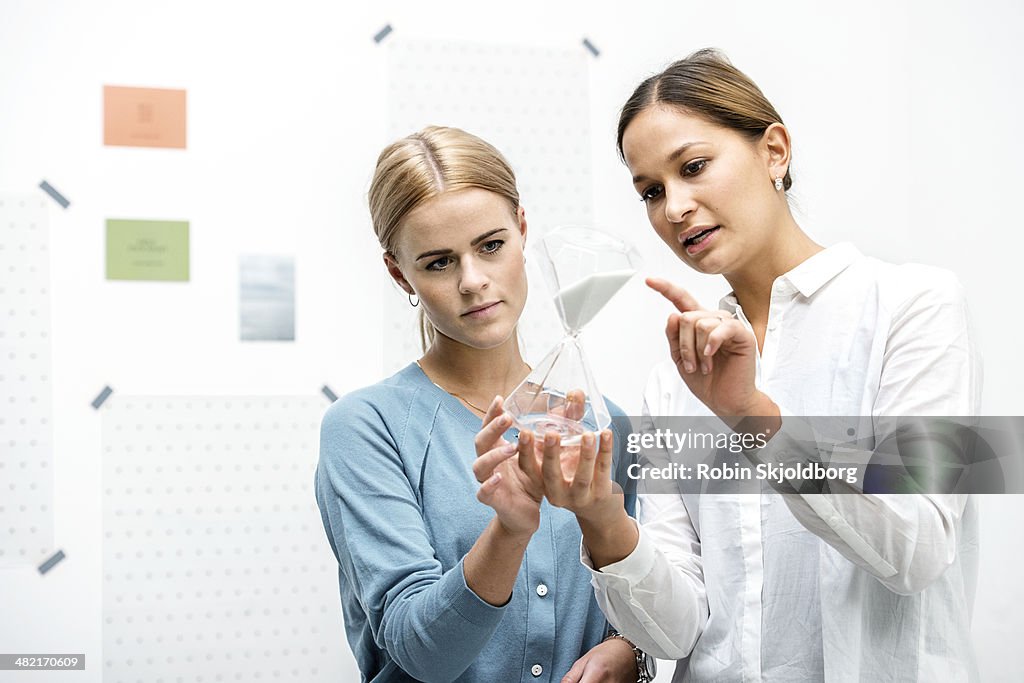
[554,268,637,331]
[504,228,642,444]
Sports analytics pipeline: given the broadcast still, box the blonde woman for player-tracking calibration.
[315,126,643,682]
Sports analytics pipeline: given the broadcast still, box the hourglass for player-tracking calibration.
[504,226,641,451]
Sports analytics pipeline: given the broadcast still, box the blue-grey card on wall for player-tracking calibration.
[239,254,295,341]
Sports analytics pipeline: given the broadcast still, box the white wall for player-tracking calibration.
[1,1,1022,681]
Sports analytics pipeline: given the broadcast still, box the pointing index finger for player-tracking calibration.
[646,277,703,313]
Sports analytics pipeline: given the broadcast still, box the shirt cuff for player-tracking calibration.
[579,518,657,588]
[444,557,510,628]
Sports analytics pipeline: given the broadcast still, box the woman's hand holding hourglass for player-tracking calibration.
[527,426,638,571]
[473,396,544,538]
[475,388,621,535]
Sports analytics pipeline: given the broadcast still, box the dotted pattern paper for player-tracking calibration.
[383,38,593,374]
[0,193,55,567]
[102,396,354,682]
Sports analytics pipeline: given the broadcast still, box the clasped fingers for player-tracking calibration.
[540,429,615,513]
[474,396,512,457]
[472,440,518,484]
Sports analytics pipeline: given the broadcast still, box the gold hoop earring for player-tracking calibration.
[408,292,419,307]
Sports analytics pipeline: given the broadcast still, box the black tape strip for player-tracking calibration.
[91,385,113,409]
[38,549,66,575]
[373,24,393,44]
[39,180,70,209]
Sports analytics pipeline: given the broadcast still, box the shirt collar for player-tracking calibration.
[781,242,861,298]
[720,242,861,310]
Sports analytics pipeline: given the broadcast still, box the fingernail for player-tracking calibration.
[701,363,709,375]
[704,345,711,355]
[503,442,517,453]
[684,362,695,374]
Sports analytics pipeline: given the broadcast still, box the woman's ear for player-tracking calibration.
[383,252,414,295]
[761,123,792,182]
[517,205,528,245]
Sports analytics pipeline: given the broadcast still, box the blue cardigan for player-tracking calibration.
[314,362,636,682]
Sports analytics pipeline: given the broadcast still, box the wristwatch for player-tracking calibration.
[605,629,657,683]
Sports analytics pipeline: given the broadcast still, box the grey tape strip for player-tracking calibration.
[373,24,393,43]
[582,37,600,57]
[91,385,113,409]
[322,385,339,403]
[39,180,70,209]
[38,549,66,575]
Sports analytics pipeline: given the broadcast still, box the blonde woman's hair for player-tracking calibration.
[368,126,521,350]
[617,48,793,191]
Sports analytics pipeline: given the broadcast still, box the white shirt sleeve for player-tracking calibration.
[754,270,980,594]
[581,388,708,661]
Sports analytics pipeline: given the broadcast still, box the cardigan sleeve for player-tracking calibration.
[314,394,507,682]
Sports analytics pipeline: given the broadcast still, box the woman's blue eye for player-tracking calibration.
[684,159,707,176]
[640,185,663,203]
[481,239,504,254]
[426,256,452,271]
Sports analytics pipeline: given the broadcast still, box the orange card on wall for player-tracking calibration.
[103,85,187,149]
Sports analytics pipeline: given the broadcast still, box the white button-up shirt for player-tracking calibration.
[583,243,982,682]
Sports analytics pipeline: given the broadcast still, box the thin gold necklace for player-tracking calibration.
[448,391,489,414]
[416,360,528,415]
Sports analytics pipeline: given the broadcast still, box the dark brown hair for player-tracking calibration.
[617,48,792,190]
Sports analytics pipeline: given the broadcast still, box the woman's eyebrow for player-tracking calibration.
[631,141,709,184]
[415,228,509,261]
[415,248,452,261]
[667,141,707,163]
[470,228,508,246]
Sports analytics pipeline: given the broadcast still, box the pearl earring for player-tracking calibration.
[774,177,784,192]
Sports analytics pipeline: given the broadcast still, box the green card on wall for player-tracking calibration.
[106,219,189,281]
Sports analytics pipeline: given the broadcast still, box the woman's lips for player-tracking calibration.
[463,302,502,318]
[683,226,720,256]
